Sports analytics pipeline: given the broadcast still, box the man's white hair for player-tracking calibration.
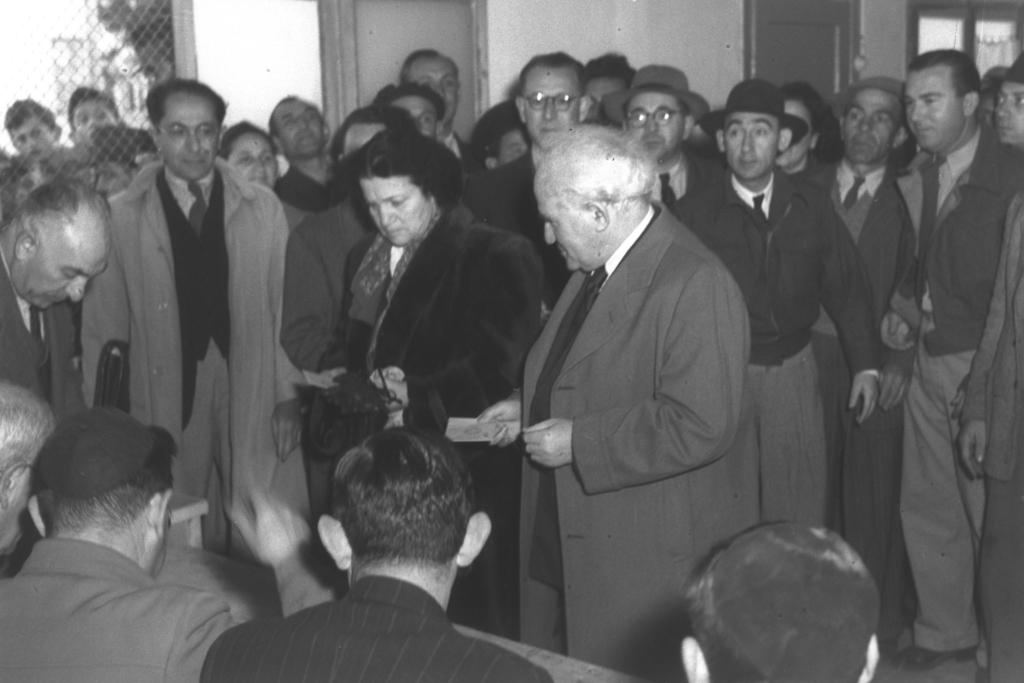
[535,125,656,207]
[0,382,54,469]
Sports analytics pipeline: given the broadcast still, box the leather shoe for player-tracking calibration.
[895,645,975,671]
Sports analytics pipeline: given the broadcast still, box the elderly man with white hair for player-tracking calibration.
[0,381,54,559]
[481,125,757,681]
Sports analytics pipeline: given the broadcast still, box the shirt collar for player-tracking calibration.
[731,172,774,217]
[944,125,981,182]
[164,167,214,197]
[837,161,887,199]
[603,205,655,279]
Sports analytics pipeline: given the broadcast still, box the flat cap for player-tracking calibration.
[38,408,155,499]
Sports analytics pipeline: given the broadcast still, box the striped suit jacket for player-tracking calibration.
[201,575,553,683]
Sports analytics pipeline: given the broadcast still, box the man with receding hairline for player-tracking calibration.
[270,96,331,214]
[481,125,755,680]
[0,179,109,419]
[0,381,54,559]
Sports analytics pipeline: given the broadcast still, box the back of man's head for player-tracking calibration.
[683,523,880,683]
[35,409,175,573]
[329,428,474,571]
[0,382,54,554]
[535,125,653,209]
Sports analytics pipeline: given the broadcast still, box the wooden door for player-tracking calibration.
[747,0,855,97]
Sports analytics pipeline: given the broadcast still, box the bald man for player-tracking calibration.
[0,382,54,557]
[0,179,109,418]
[481,126,756,680]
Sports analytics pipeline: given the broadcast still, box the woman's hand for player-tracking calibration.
[371,366,409,409]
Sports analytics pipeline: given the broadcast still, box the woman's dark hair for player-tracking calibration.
[780,80,843,165]
[355,127,463,211]
[218,121,276,159]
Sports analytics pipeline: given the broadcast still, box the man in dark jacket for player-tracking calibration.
[675,78,880,527]
[882,50,1024,673]
[807,76,916,654]
[201,429,553,683]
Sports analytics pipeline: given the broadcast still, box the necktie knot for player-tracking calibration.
[584,266,608,313]
[753,193,766,218]
[843,175,866,210]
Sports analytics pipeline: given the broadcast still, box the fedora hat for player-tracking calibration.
[699,78,809,143]
[603,65,710,123]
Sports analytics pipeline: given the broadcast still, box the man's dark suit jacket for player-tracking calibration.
[201,575,554,683]
[0,265,84,418]
[275,165,330,214]
[463,153,568,307]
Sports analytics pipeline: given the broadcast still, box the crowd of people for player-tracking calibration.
[1,39,1023,683]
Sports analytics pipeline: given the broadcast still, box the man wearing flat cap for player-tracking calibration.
[603,64,722,206]
[0,408,318,683]
[373,82,446,141]
[683,522,881,683]
[995,51,1024,153]
[675,78,881,526]
[807,75,916,654]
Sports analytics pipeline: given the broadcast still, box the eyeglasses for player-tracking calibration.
[158,124,219,145]
[997,91,1024,111]
[522,92,580,111]
[625,107,681,128]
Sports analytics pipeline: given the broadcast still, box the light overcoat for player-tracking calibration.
[81,160,305,506]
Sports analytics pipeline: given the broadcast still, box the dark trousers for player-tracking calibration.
[982,456,1024,681]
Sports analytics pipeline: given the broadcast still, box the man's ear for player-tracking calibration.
[682,637,710,683]
[455,511,491,568]
[857,635,880,683]
[587,201,612,233]
[0,463,29,510]
[576,94,595,124]
[777,127,793,153]
[146,490,172,536]
[681,114,696,142]
[28,494,45,536]
[13,225,39,263]
[892,125,909,150]
[515,97,528,126]
[318,514,353,571]
[963,91,980,119]
[716,129,726,153]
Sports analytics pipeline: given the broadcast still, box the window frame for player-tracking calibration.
[908,0,1024,61]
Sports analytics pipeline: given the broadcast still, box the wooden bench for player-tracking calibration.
[455,626,652,683]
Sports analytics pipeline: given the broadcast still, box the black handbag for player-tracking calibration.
[93,339,130,412]
[307,371,393,458]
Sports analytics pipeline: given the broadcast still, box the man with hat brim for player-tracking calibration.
[995,53,1024,152]
[0,407,320,683]
[373,82,446,141]
[807,75,916,653]
[682,522,881,683]
[603,65,721,206]
[675,77,881,527]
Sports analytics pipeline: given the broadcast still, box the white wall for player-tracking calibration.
[485,0,744,109]
[860,0,908,80]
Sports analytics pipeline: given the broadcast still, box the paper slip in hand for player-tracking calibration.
[446,417,511,443]
[302,368,346,389]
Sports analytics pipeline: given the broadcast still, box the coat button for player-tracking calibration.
[158,302,168,311]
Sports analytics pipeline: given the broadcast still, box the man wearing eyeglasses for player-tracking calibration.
[464,52,593,307]
[81,78,306,558]
[603,65,721,206]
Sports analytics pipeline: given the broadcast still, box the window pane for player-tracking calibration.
[976,19,1019,75]
[918,12,966,53]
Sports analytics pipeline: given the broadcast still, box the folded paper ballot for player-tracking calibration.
[445,417,515,443]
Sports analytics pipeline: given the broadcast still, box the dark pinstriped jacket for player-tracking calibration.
[201,575,553,683]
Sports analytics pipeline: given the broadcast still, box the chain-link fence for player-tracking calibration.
[0,0,175,220]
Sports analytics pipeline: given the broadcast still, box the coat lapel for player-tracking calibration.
[858,166,900,255]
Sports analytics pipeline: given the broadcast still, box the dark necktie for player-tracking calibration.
[753,193,766,219]
[187,181,206,233]
[30,305,51,400]
[659,173,678,206]
[843,175,865,210]
[916,154,945,303]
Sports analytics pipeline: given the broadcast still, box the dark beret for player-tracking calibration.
[39,408,155,499]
